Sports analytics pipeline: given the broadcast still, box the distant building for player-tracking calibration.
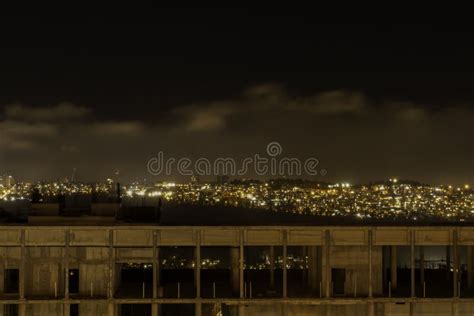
[1,174,14,188]
[216,175,230,184]
[191,175,200,184]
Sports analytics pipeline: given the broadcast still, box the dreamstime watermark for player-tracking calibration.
[147,141,327,177]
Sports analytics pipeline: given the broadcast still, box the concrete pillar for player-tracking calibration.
[468,246,474,288]
[325,304,331,316]
[283,230,288,298]
[453,230,458,297]
[269,245,275,288]
[317,246,322,293]
[108,229,116,316]
[108,302,115,316]
[239,230,244,299]
[307,246,320,293]
[368,230,373,297]
[238,229,245,316]
[195,230,201,298]
[63,303,70,316]
[420,246,424,285]
[108,229,115,299]
[195,302,202,316]
[446,245,451,281]
[19,229,25,300]
[19,304,26,316]
[64,230,70,299]
[411,230,415,298]
[153,230,159,316]
[152,304,159,316]
[390,246,397,290]
[153,230,159,299]
[452,301,459,316]
[114,263,122,295]
[0,262,4,296]
[302,246,308,284]
[230,247,240,295]
[17,230,26,316]
[382,246,387,291]
[324,230,331,298]
[367,302,375,316]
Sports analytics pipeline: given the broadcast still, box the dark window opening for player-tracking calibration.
[70,304,79,316]
[332,268,346,295]
[161,304,195,316]
[120,304,151,316]
[4,269,19,293]
[69,269,79,294]
[117,263,153,298]
[4,304,18,316]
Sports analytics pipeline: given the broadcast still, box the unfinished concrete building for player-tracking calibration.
[2,222,474,315]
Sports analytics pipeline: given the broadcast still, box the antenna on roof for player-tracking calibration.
[71,168,76,183]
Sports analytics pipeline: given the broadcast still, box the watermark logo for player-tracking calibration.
[266,141,282,157]
[147,142,326,177]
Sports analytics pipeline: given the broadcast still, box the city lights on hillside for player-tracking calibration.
[2,179,474,221]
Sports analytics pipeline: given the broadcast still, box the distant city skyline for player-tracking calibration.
[3,178,474,222]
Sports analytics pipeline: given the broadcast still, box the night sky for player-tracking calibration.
[1,16,474,184]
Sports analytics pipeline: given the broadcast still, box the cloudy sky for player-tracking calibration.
[1,16,474,184]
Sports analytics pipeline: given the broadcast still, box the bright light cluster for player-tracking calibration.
[3,179,474,221]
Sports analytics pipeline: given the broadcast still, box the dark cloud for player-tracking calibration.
[1,84,474,185]
[88,122,145,135]
[0,120,58,150]
[5,103,91,122]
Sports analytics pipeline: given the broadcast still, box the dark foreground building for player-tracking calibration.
[1,204,474,315]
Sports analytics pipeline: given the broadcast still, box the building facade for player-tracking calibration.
[0,225,474,315]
